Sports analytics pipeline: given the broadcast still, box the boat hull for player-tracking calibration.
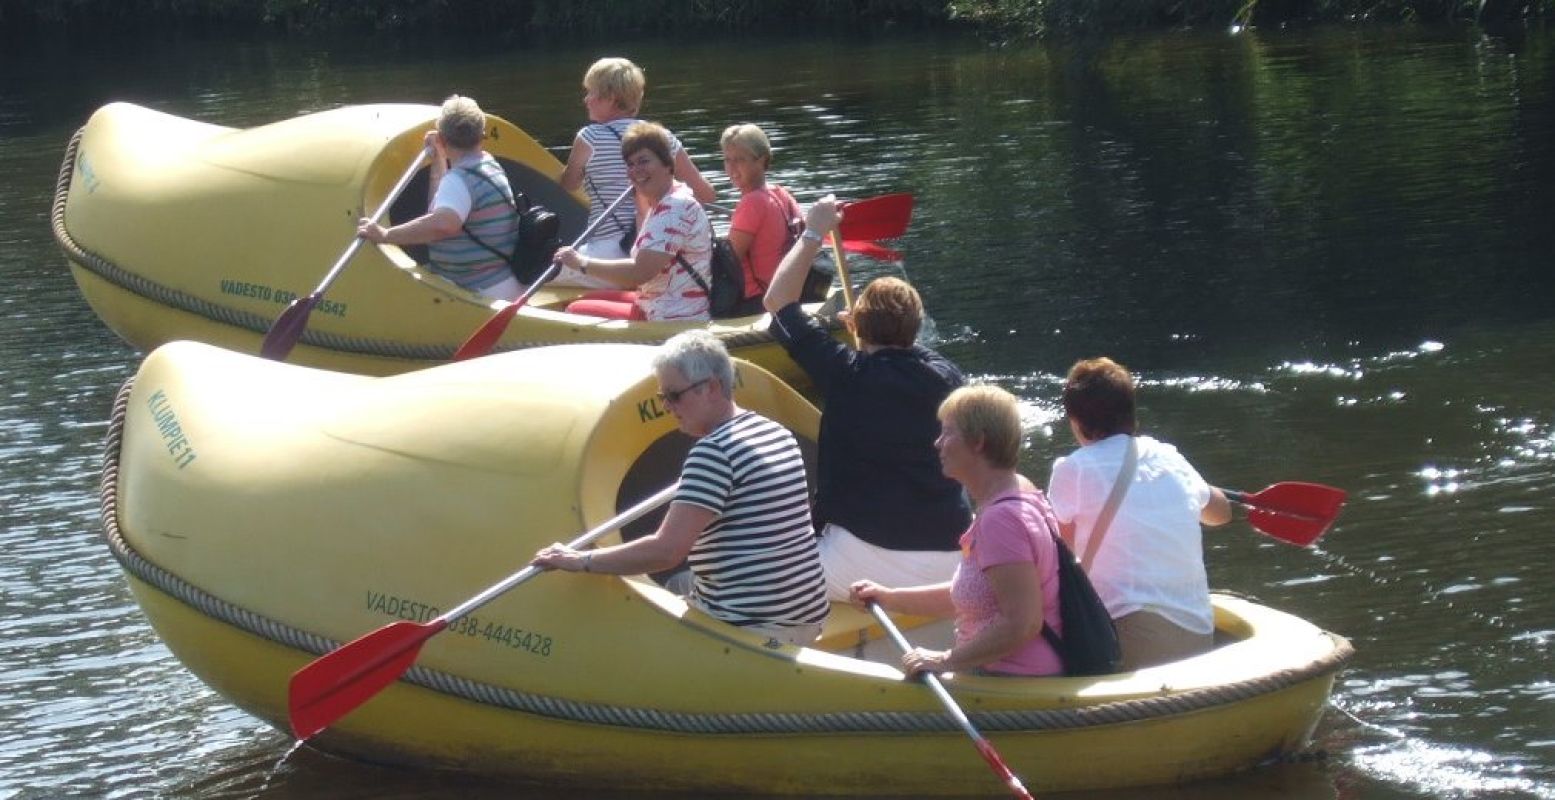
[54,102,838,389]
[101,341,1352,795]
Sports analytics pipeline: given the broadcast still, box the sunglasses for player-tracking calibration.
[657,377,710,405]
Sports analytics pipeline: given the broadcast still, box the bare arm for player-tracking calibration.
[358,207,463,247]
[1201,486,1232,527]
[727,228,754,271]
[903,561,1044,675]
[673,148,716,204]
[762,195,838,313]
[849,579,956,619]
[531,501,713,575]
[559,135,588,193]
[555,245,673,288]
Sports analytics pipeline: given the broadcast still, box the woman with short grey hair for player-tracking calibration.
[357,95,522,301]
[533,330,827,646]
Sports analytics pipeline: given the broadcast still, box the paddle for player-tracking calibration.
[260,146,433,361]
[452,186,634,361]
[866,603,1035,800]
[1223,481,1347,547]
[288,481,679,741]
[838,193,913,243]
[826,193,915,347]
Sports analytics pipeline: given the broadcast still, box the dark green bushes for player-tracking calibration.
[0,0,1545,40]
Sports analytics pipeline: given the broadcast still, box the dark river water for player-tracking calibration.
[2,25,1552,800]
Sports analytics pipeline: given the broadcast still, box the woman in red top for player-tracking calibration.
[721,124,803,317]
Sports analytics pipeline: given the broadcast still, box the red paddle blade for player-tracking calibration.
[1238,482,1348,547]
[838,193,914,242]
[288,619,446,740]
[259,293,321,361]
[453,301,522,361]
[840,239,904,261]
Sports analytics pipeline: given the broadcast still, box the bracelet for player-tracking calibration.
[800,228,825,244]
[582,552,593,572]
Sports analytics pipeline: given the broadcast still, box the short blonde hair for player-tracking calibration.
[437,95,485,151]
[720,123,772,168]
[852,277,923,349]
[939,384,1023,470]
[584,57,645,116]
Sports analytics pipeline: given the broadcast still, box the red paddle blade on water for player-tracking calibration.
[1230,481,1348,547]
[840,239,904,262]
[838,193,914,242]
[288,618,447,740]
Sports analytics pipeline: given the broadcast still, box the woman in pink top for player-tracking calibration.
[721,124,803,316]
[852,385,1063,677]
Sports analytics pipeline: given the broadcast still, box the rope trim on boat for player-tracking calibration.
[102,388,1352,737]
[52,128,798,363]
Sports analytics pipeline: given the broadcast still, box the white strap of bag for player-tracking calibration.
[1080,435,1138,571]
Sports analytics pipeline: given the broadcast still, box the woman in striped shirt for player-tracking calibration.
[531,330,828,646]
[552,57,715,288]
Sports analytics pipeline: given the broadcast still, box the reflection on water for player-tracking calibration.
[2,25,1552,800]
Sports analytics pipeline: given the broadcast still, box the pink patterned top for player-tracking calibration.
[630,182,713,321]
[949,489,1064,676]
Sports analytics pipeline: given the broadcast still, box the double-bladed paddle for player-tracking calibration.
[287,481,679,741]
[260,146,433,361]
[452,186,634,361]
[866,602,1035,800]
[1223,481,1347,546]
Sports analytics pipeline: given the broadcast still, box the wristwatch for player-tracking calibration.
[801,228,825,244]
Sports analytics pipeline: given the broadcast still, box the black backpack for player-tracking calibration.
[1002,495,1122,677]
[676,239,745,318]
[460,167,561,285]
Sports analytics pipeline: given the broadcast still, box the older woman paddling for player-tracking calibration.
[552,121,714,322]
[851,385,1064,677]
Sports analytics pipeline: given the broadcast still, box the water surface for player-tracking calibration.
[1,26,1551,799]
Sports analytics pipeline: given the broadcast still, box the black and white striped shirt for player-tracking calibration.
[676,412,829,628]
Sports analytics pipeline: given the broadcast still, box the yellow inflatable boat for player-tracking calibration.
[53,102,840,386]
[101,341,1353,795]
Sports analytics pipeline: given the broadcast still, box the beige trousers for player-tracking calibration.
[1114,609,1214,671]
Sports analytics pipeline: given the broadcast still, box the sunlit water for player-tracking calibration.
[1,26,1551,799]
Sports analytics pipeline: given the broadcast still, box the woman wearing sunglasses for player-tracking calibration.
[530,331,828,647]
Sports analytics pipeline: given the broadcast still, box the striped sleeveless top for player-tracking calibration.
[578,119,688,247]
[676,411,829,628]
[427,153,520,292]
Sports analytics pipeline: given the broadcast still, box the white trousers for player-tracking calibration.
[818,523,961,601]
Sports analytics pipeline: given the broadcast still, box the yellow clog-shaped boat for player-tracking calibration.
[53,102,838,386]
[101,340,1353,795]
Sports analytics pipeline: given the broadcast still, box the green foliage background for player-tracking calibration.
[0,0,1547,40]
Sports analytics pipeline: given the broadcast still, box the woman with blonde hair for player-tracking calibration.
[554,57,714,287]
[721,123,803,316]
[851,384,1064,677]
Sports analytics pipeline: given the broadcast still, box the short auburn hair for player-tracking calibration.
[1062,357,1137,441]
[940,384,1024,470]
[851,277,922,349]
[620,121,674,171]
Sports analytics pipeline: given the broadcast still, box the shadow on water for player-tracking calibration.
[1,23,1552,800]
